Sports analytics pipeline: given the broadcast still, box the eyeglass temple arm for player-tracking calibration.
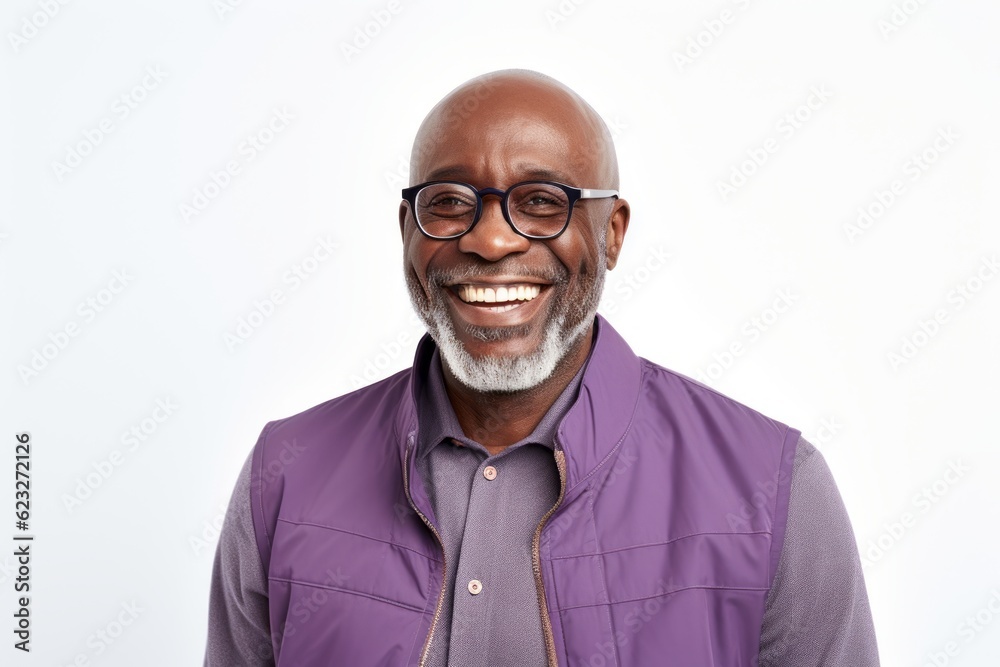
[579,189,619,199]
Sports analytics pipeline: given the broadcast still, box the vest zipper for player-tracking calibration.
[402,438,447,667]
[532,446,567,667]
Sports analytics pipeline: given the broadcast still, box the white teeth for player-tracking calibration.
[457,284,542,304]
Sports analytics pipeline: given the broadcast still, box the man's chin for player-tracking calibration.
[452,321,545,356]
[431,311,569,393]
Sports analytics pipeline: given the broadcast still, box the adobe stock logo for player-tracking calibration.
[886,255,997,371]
[920,589,1000,667]
[212,0,247,20]
[843,126,958,243]
[339,1,403,63]
[17,269,134,385]
[51,66,168,182]
[61,398,179,513]
[861,459,969,569]
[180,107,294,224]
[224,235,338,351]
[696,289,799,385]
[58,600,143,665]
[672,0,755,72]
[544,0,591,30]
[600,246,671,315]
[7,0,73,53]
[877,0,932,40]
[716,85,833,201]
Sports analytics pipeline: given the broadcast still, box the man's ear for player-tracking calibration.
[399,202,409,240]
[604,198,630,270]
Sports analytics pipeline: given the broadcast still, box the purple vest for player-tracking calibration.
[250,315,799,666]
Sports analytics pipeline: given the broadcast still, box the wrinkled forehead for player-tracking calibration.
[409,76,617,188]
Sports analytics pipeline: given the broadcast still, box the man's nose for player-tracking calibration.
[456,196,531,261]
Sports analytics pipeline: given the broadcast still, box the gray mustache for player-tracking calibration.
[427,261,568,286]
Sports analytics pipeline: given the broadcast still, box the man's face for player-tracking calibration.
[400,83,624,393]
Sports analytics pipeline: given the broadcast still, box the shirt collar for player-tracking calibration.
[416,342,591,460]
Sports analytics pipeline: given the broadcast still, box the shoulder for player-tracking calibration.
[259,367,414,448]
[248,367,416,497]
[636,356,797,447]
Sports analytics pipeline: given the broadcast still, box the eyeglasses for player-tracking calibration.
[400,180,619,240]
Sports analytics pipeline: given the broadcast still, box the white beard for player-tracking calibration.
[425,305,594,393]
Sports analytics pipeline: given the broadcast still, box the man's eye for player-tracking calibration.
[526,194,561,206]
[427,195,476,211]
[431,196,472,207]
[423,193,476,219]
[513,189,568,216]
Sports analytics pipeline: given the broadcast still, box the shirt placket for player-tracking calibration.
[446,453,497,666]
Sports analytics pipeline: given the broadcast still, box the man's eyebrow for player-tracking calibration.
[423,166,470,181]
[514,166,574,183]
[422,165,575,184]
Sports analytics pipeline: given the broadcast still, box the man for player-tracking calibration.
[205,70,879,666]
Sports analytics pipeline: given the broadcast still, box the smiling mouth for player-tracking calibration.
[450,283,545,313]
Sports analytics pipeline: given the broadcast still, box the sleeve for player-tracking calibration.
[204,448,276,666]
[758,436,880,666]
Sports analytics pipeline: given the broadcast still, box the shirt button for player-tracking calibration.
[483,465,498,481]
[468,579,483,595]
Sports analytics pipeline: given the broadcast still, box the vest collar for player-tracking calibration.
[395,314,643,508]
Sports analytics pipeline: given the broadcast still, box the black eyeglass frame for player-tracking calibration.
[400,180,619,240]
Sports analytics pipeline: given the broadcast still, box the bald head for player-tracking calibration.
[409,69,620,190]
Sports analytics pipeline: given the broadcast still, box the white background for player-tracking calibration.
[2,0,999,665]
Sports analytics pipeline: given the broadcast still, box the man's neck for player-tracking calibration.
[441,328,594,457]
